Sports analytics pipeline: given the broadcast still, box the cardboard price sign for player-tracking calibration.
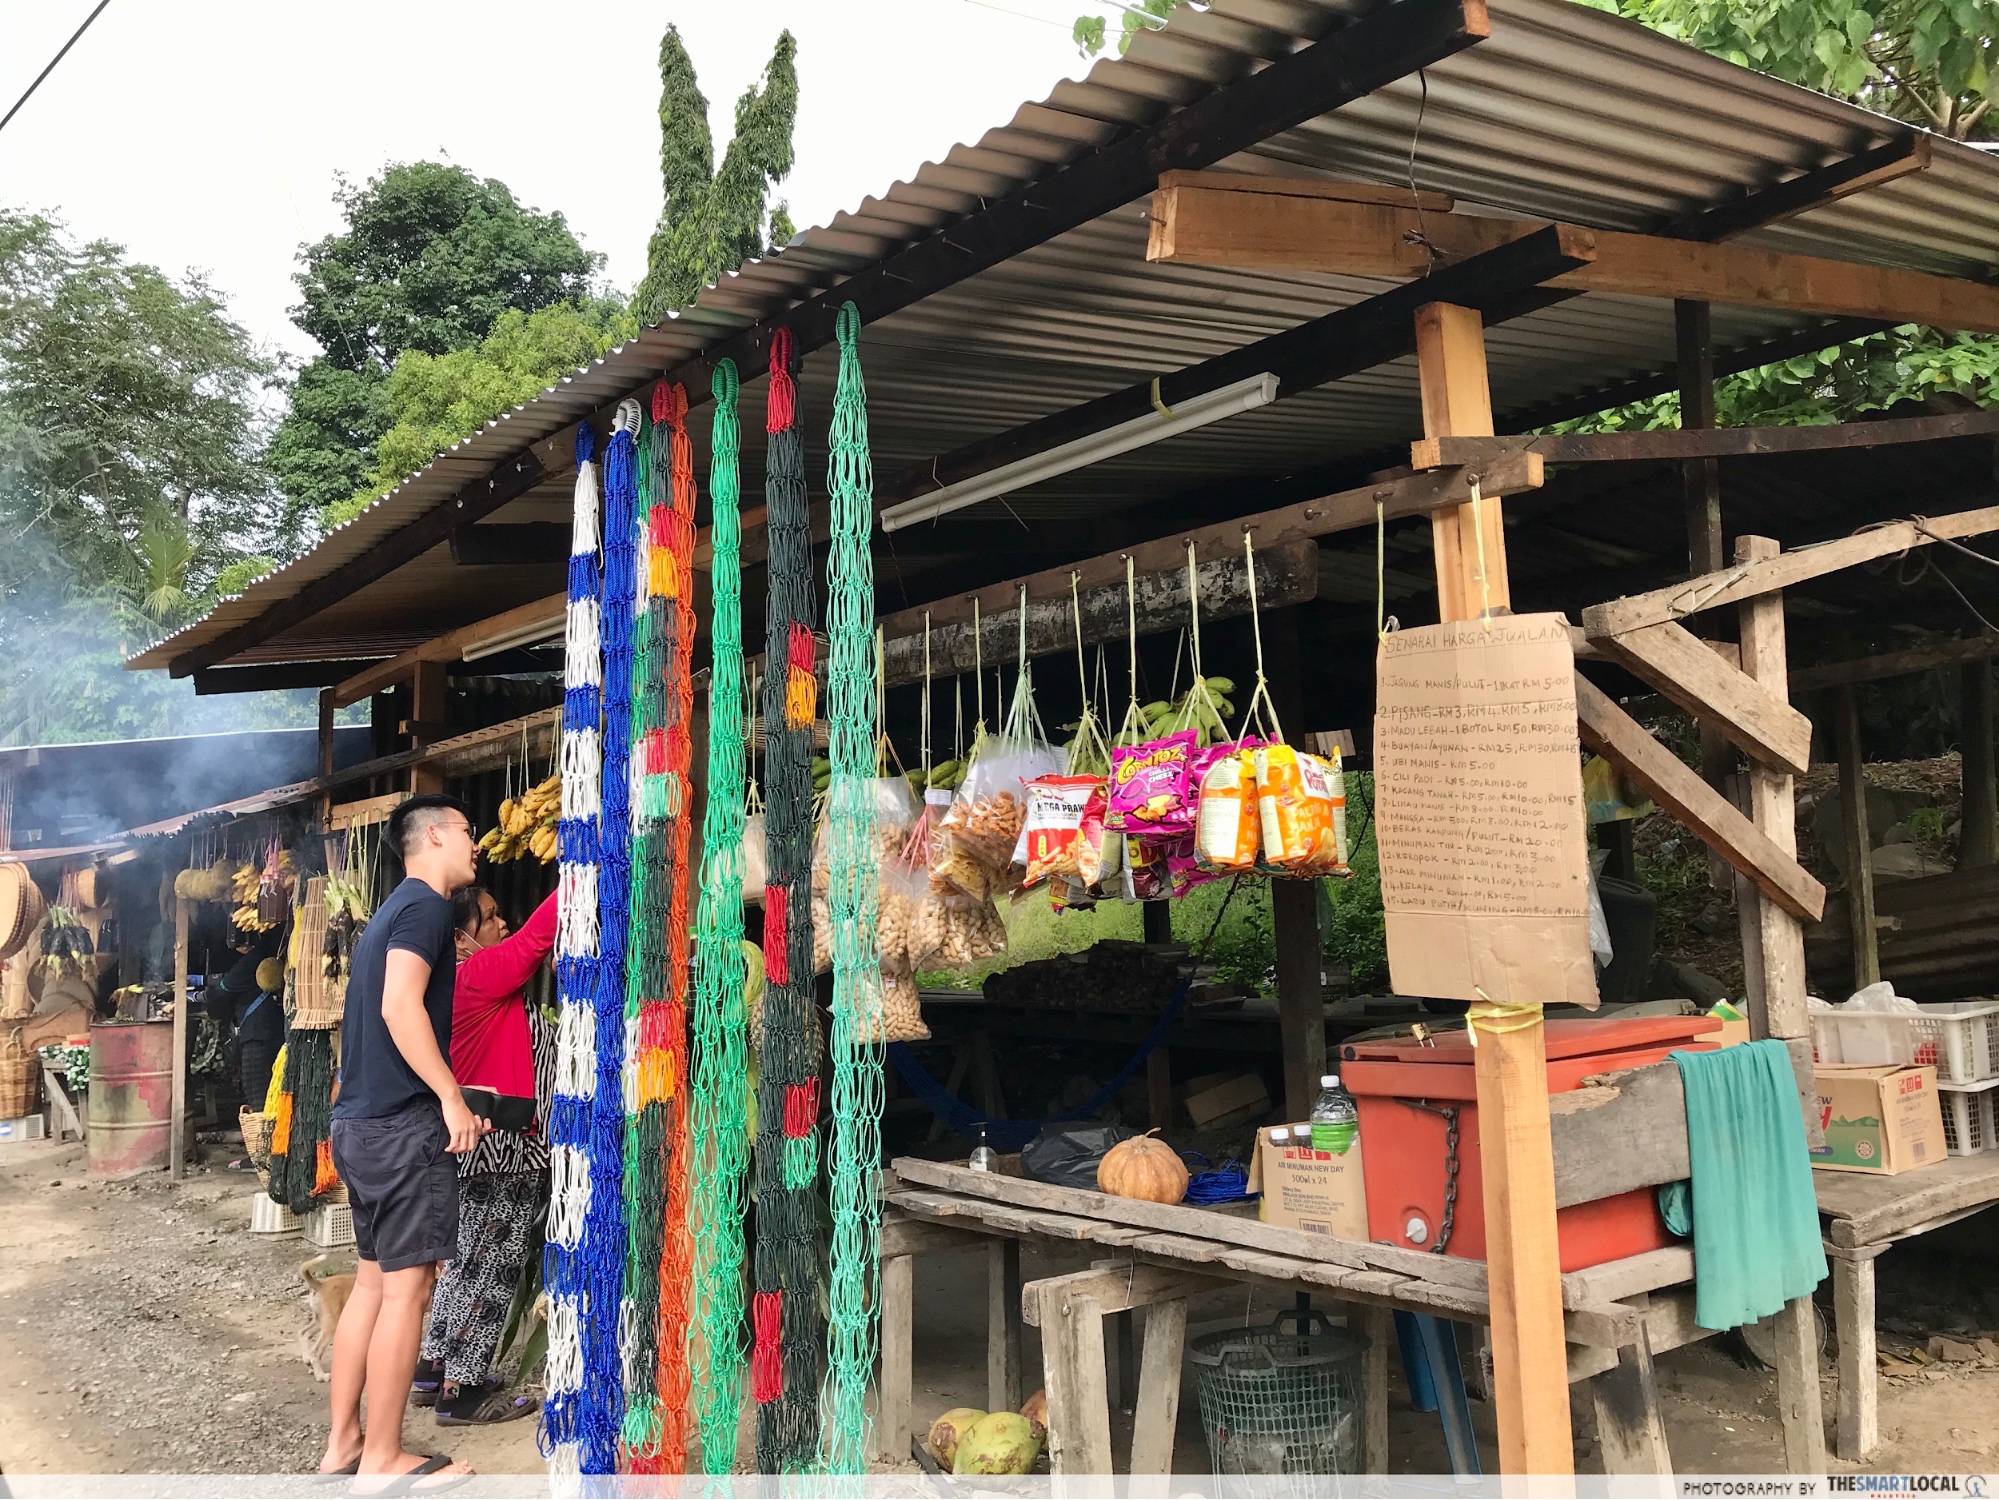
[1375,613,1598,1008]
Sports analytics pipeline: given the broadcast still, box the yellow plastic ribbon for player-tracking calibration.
[1465,990,1542,1047]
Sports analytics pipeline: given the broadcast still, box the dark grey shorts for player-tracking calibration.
[330,1100,459,1272]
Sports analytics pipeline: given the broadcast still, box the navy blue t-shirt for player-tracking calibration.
[332,878,457,1119]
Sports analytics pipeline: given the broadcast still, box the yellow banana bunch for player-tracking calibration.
[482,773,562,864]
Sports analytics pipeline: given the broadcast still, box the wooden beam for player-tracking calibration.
[1590,1334,1674,1475]
[988,1239,1024,1413]
[168,0,1490,679]
[169,895,188,1182]
[1575,675,1826,920]
[192,660,380,695]
[1659,134,1930,243]
[1591,620,1814,774]
[1962,659,1997,866]
[331,592,565,708]
[1791,633,1999,691]
[1677,299,1724,577]
[1582,505,1999,637]
[1836,685,1881,991]
[1149,190,1999,333]
[1831,1248,1882,1460]
[1414,407,1999,469]
[1413,300,1570,1478]
[879,1251,914,1464]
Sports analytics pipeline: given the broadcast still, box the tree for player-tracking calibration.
[0,211,302,744]
[269,161,601,532]
[1608,0,1999,137]
[633,27,799,324]
[324,296,636,527]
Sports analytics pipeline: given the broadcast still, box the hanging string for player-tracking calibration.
[688,358,751,1475]
[821,302,885,1475]
[541,423,604,1476]
[1470,478,1494,631]
[754,327,822,1473]
[1236,531,1286,745]
[972,597,984,733]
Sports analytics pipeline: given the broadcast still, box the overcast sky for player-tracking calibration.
[1,0,1112,363]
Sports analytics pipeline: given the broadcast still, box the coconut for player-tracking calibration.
[953,1410,1040,1476]
[926,1407,986,1469]
[1020,1387,1048,1441]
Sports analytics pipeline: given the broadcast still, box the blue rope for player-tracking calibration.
[1180,1151,1255,1204]
[886,980,1191,1152]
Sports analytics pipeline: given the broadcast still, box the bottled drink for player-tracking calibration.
[968,1123,997,1173]
[1309,1073,1358,1155]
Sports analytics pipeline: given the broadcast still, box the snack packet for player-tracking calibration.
[1016,774,1103,887]
[1254,743,1350,876]
[1107,730,1198,834]
[1194,747,1260,873]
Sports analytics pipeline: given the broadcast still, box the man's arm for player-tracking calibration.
[381,948,485,1154]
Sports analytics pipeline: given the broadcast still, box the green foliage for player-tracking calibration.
[634,28,799,323]
[1609,0,1998,136]
[324,297,635,527]
[1071,0,1183,58]
[272,161,601,530]
[1323,773,1388,992]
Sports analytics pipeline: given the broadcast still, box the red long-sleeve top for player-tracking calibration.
[450,891,557,1103]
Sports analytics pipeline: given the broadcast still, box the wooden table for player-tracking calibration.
[880,1158,1708,1476]
[1815,1154,1999,1461]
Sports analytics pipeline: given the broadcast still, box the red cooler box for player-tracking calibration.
[1339,1015,1720,1272]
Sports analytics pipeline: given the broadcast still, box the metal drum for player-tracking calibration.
[87,1019,172,1175]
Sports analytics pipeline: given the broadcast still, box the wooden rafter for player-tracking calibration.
[1791,633,1999,691]
[1592,620,1814,775]
[1412,408,1999,469]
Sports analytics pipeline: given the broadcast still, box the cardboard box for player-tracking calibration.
[1812,1063,1946,1174]
[1184,1071,1270,1128]
[1248,1122,1368,1239]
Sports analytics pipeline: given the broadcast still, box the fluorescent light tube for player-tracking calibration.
[878,371,1279,533]
[461,614,564,663]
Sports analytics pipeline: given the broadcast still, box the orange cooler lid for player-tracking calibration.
[1341,1014,1720,1066]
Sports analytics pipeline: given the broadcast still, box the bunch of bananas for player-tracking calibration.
[480,774,561,864]
[1129,676,1238,749]
[231,853,294,932]
[902,758,965,797]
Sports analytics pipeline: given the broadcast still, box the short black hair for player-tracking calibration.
[388,793,473,860]
[450,884,490,935]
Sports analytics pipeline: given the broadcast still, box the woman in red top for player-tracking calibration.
[413,886,557,1425]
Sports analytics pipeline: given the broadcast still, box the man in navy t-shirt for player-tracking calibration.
[320,794,487,1488]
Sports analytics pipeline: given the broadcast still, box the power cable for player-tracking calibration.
[0,1,112,139]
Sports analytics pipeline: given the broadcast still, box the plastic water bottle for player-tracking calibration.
[1310,1073,1358,1155]
[968,1123,997,1173]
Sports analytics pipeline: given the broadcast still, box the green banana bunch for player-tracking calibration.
[1134,677,1238,748]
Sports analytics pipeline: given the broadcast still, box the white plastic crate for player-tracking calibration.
[304,1202,354,1250]
[250,1194,300,1235]
[1939,1080,1999,1156]
[0,1114,47,1142]
[1810,1000,1999,1085]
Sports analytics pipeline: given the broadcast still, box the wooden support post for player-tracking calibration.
[1273,881,1325,1123]
[1362,1303,1393,1474]
[1733,534,1828,1474]
[1039,1282,1114,1475]
[969,1029,1005,1120]
[1589,1332,1673,1475]
[169,895,188,1181]
[880,1252,915,1463]
[1830,1244,1886,1461]
[1115,1309,1137,1413]
[410,660,447,795]
[1835,686,1880,991]
[1676,300,1724,576]
[1417,300,1570,1475]
[1146,1045,1173,1131]
[1128,1299,1189,1475]
[1142,898,1172,947]
[1961,660,1997,867]
[316,687,336,833]
[988,1238,1024,1413]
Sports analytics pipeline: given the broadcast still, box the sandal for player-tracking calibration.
[434,1383,540,1426]
[408,1358,443,1408]
[350,1454,470,1497]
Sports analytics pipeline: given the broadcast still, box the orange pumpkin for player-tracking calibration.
[1096,1131,1188,1204]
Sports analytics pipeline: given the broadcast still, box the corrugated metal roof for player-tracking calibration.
[130,0,1999,671]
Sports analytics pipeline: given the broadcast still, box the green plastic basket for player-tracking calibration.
[1188,1310,1369,1477]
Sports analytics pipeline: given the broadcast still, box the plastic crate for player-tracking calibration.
[1939,1080,1999,1156]
[250,1194,300,1235]
[1810,1001,1999,1085]
[0,1113,47,1142]
[304,1202,355,1250]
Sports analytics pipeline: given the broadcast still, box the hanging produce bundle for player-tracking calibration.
[38,905,93,977]
[481,773,561,864]
[172,857,237,903]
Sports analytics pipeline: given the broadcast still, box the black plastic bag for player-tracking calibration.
[1021,1123,1134,1189]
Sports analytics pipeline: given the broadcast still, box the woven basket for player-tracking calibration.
[291,878,341,1030]
[0,865,48,964]
[240,1106,274,1186]
[0,1029,38,1120]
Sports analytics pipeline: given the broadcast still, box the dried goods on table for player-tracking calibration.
[981,941,1189,1014]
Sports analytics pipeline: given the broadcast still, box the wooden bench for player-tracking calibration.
[1815,1154,1999,1461]
[882,1157,1707,1475]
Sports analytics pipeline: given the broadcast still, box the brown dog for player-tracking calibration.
[299,1253,356,1381]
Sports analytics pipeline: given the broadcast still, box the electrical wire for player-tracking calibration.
[0,1,111,138]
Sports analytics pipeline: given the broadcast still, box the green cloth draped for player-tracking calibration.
[1669,1039,1828,1331]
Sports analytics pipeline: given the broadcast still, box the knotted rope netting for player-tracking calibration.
[688,358,751,1474]
[753,327,823,1472]
[820,302,885,1475]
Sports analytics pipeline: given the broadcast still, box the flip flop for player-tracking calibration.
[314,1461,359,1483]
[350,1455,469,1498]
[434,1387,539,1426]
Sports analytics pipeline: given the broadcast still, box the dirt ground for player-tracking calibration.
[4,1134,1998,1479]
